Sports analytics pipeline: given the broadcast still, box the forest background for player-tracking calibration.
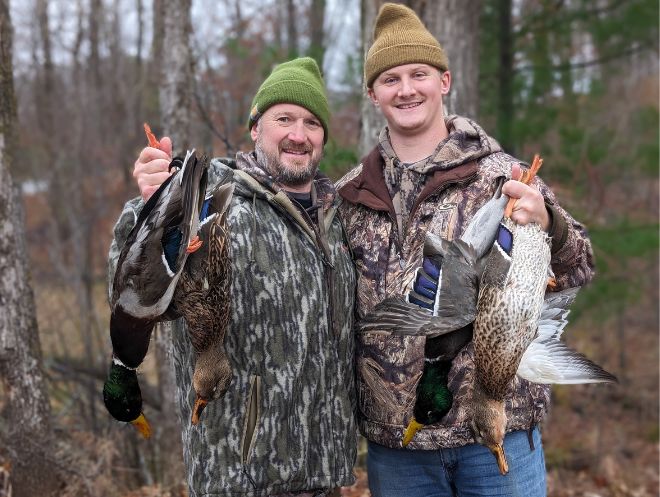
[0,0,657,496]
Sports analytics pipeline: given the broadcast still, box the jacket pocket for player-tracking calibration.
[356,332,426,426]
[240,375,261,465]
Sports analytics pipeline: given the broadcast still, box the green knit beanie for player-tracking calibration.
[364,3,449,88]
[248,57,330,143]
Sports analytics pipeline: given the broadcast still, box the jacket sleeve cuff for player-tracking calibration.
[546,202,568,254]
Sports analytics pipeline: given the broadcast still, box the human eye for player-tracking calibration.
[276,115,291,124]
[414,71,428,79]
[306,119,321,129]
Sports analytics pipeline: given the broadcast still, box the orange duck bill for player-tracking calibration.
[130,412,152,439]
[191,397,209,425]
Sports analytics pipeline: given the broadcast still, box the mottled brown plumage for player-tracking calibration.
[173,182,234,425]
[468,156,617,475]
[470,156,550,474]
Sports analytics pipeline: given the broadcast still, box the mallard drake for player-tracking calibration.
[470,155,617,475]
[104,148,209,437]
[171,181,234,425]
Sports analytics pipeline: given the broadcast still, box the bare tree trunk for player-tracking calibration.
[414,0,481,118]
[286,0,298,58]
[154,0,194,486]
[0,1,60,495]
[160,0,193,154]
[309,0,326,69]
[358,0,386,156]
[359,0,481,154]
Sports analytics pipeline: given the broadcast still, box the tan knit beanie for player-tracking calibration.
[364,3,449,88]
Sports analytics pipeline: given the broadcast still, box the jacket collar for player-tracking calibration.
[338,146,478,220]
[235,151,337,210]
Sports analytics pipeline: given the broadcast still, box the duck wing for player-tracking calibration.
[110,151,208,368]
[517,287,618,384]
[175,182,234,353]
[359,234,480,337]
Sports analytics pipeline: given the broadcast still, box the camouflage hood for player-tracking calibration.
[109,156,357,496]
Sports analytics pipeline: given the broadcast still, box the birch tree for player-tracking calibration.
[0,0,59,494]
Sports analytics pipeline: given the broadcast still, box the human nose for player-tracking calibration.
[287,120,306,143]
[398,76,416,97]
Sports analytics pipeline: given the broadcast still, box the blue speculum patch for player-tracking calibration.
[409,294,434,310]
[423,258,441,280]
[199,198,212,221]
[497,224,513,254]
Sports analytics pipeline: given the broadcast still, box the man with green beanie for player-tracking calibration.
[108,57,357,497]
[337,3,594,497]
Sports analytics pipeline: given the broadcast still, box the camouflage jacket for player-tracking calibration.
[336,116,595,450]
[108,152,357,497]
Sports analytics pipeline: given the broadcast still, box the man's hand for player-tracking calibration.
[502,163,550,231]
[133,136,173,202]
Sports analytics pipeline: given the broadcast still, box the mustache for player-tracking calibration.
[279,139,312,154]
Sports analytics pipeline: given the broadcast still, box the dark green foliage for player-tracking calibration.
[320,140,359,178]
[571,223,658,320]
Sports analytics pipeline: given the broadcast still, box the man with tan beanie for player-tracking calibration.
[337,3,594,496]
[108,57,357,497]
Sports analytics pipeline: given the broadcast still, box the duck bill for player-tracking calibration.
[130,412,152,439]
[191,397,208,425]
[487,443,509,475]
[402,418,424,447]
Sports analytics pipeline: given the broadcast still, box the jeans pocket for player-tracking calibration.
[356,332,425,426]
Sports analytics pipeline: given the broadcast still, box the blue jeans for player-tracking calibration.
[367,428,546,497]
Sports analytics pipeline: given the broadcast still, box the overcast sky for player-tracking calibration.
[10,0,361,91]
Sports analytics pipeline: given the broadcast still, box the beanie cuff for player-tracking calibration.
[248,82,329,143]
[365,44,448,88]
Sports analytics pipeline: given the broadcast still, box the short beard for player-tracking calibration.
[255,132,320,187]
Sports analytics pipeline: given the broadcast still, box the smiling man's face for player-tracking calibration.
[251,103,324,189]
[369,63,450,137]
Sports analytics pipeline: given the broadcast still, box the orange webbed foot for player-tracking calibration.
[186,236,203,253]
[505,154,544,218]
[143,122,161,150]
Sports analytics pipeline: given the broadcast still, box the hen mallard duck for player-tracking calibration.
[104,142,209,437]
[359,186,509,446]
[171,181,234,425]
[470,155,617,475]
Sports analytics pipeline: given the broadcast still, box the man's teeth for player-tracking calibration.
[283,150,307,155]
[398,102,421,109]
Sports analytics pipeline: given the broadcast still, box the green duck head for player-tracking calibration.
[103,362,151,438]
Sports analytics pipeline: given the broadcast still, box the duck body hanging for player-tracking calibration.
[172,181,235,425]
[104,148,209,437]
[469,155,617,475]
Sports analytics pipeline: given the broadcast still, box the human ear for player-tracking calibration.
[367,88,380,107]
[440,70,451,95]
